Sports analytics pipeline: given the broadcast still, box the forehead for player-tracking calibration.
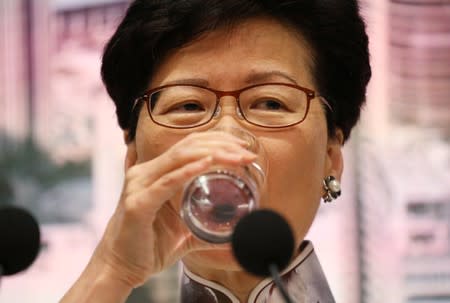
[150,17,316,89]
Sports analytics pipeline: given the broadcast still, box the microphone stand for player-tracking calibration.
[269,264,294,303]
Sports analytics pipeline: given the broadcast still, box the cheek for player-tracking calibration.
[134,118,182,163]
[260,128,327,243]
[136,131,166,163]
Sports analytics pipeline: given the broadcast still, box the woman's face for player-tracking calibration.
[129,17,343,270]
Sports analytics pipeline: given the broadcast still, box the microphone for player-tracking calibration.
[231,209,295,303]
[0,206,41,277]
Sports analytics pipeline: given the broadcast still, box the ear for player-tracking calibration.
[324,128,344,181]
[123,130,137,172]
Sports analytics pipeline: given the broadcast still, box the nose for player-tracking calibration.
[208,98,260,153]
[213,96,243,130]
[213,96,244,119]
[212,115,244,133]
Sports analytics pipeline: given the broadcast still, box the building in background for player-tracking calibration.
[0,0,32,145]
[0,0,128,159]
[358,1,450,303]
[388,2,450,302]
[1,1,131,302]
[0,0,52,149]
[47,0,129,163]
[389,1,450,138]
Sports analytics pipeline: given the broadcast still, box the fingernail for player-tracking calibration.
[236,138,250,147]
[228,153,244,161]
[243,154,257,161]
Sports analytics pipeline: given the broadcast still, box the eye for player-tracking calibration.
[161,101,206,114]
[174,102,204,112]
[250,99,286,111]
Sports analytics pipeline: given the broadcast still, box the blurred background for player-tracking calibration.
[0,0,449,302]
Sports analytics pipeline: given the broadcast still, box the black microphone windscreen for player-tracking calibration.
[0,206,41,276]
[231,209,294,277]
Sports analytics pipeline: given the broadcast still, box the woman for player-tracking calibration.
[61,0,371,302]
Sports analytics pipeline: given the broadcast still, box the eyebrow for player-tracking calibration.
[244,70,299,85]
[162,78,210,87]
[161,70,299,88]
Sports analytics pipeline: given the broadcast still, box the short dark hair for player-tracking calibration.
[101,0,371,142]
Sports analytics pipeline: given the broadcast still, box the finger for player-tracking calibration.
[125,156,214,216]
[168,131,254,159]
[135,141,256,183]
[164,144,257,165]
[180,130,251,148]
[123,146,257,204]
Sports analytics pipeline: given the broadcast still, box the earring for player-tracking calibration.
[322,176,341,203]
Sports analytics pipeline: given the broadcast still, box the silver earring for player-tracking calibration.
[322,176,341,203]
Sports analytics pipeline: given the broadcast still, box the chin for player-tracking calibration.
[183,244,242,271]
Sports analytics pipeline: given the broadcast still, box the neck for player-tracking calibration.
[182,258,263,302]
[180,242,336,303]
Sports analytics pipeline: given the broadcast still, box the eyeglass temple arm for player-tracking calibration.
[317,96,333,112]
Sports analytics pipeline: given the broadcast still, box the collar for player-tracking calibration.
[180,241,335,303]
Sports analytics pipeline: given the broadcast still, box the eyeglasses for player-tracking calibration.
[133,82,331,129]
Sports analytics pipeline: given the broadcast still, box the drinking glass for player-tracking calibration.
[181,127,267,243]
